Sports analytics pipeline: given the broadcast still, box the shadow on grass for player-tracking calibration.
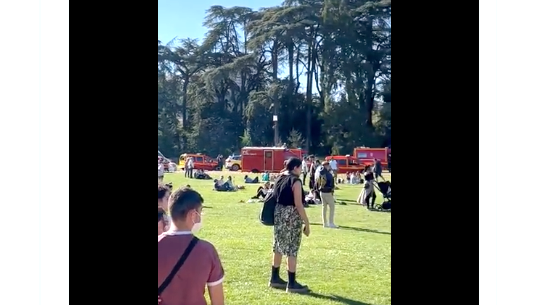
[310,223,390,235]
[337,199,358,203]
[307,292,373,305]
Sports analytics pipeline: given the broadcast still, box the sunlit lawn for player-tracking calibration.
[164,171,391,305]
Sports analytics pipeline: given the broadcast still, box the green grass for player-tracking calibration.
[164,172,391,305]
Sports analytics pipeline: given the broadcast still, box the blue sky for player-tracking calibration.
[158,0,284,44]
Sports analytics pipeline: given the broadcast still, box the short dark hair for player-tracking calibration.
[285,157,302,171]
[158,183,170,200]
[169,187,204,221]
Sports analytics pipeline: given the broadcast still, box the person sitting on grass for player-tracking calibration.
[244,175,260,183]
[262,171,270,182]
[195,169,212,180]
[252,182,271,199]
[213,179,228,192]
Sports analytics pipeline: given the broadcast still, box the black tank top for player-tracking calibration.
[364,172,375,182]
[275,174,303,206]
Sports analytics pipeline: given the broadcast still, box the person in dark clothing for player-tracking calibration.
[269,158,310,293]
[308,159,320,191]
[252,182,271,199]
[217,155,224,171]
[373,159,384,181]
[317,162,337,228]
[244,175,259,183]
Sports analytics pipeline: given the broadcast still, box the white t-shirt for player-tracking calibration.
[330,160,338,171]
[314,165,323,181]
[158,164,164,177]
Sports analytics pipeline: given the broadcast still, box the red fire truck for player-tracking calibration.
[353,147,391,170]
[241,147,304,173]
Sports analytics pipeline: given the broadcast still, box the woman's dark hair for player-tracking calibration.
[158,207,165,223]
[285,157,302,171]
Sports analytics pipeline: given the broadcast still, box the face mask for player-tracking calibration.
[191,212,203,234]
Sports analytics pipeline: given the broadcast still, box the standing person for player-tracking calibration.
[373,159,384,181]
[357,166,376,209]
[217,155,223,171]
[269,158,310,293]
[301,157,309,186]
[158,157,165,182]
[158,188,225,305]
[186,157,194,179]
[318,162,337,228]
[158,183,171,232]
[308,158,319,190]
[329,158,338,183]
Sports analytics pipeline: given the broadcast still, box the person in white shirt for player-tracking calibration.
[329,159,338,181]
[185,157,194,178]
[217,175,225,186]
[168,162,176,173]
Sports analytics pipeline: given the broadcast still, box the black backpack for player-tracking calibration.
[260,175,290,226]
[260,190,277,226]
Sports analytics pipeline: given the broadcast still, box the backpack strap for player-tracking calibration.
[158,236,199,296]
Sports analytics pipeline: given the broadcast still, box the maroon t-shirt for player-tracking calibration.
[158,231,224,305]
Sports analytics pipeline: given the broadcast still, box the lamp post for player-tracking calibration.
[273,115,278,146]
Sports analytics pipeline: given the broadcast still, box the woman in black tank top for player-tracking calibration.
[269,158,311,293]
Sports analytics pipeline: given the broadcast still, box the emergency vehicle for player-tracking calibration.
[241,147,304,173]
[178,153,220,171]
[324,155,365,174]
[353,147,391,169]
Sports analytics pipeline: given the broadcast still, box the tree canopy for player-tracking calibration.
[158,0,391,158]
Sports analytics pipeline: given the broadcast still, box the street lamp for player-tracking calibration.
[273,115,278,146]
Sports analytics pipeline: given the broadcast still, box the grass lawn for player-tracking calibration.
[163,172,391,305]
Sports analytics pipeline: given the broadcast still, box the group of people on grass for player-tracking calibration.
[158,157,320,304]
[157,156,390,304]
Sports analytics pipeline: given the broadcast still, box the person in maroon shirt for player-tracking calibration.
[158,187,225,305]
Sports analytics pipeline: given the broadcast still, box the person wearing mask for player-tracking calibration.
[269,158,310,293]
[158,183,171,231]
[158,187,225,305]
[318,161,337,228]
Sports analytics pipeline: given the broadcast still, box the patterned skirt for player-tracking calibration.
[273,204,303,257]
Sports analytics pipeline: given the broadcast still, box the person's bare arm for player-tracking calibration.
[208,283,224,305]
[292,181,309,225]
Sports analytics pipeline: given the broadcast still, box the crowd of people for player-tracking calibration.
[158,155,389,304]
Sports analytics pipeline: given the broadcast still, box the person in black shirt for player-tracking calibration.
[269,158,310,293]
[318,161,338,228]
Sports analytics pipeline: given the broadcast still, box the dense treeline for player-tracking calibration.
[158,0,391,158]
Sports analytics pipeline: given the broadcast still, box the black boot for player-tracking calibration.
[269,266,287,289]
[286,271,309,293]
